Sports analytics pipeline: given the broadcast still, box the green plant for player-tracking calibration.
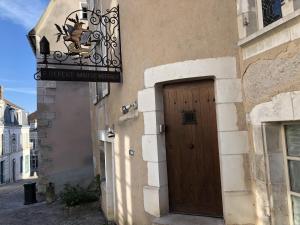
[60,176,101,207]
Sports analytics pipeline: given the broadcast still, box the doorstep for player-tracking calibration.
[152,214,225,225]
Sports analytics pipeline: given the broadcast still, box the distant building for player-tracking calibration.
[28,112,38,176]
[0,86,31,184]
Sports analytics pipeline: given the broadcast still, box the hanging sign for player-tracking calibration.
[39,68,121,82]
[36,6,122,83]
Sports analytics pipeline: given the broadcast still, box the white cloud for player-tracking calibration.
[0,0,47,30]
[0,79,29,83]
[5,88,36,95]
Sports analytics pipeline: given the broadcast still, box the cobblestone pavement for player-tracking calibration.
[0,180,107,225]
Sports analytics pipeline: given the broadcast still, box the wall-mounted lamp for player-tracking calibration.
[121,101,138,115]
[107,127,115,138]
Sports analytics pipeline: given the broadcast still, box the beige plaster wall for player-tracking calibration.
[90,1,244,225]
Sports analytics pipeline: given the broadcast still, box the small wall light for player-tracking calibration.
[107,128,115,138]
[121,101,138,114]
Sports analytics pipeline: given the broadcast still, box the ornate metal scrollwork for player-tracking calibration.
[38,6,122,72]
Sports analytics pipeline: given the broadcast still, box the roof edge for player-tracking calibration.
[27,0,57,52]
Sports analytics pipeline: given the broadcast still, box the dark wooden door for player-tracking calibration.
[163,80,223,217]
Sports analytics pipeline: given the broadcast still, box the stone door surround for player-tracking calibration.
[138,57,256,225]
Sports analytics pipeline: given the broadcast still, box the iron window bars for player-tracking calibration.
[262,0,283,27]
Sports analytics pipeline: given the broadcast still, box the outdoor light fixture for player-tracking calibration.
[121,101,138,115]
[39,36,50,64]
[107,128,115,138]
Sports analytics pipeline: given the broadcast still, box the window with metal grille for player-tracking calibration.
[262,0,282,27]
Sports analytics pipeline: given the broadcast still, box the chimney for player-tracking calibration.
[0,86,3,100]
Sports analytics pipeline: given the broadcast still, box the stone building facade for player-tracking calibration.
[28,0,94,193]
[31,0,300,224]
[87,0,253,225]
[0,87,31,184]
[238,1,300,225]
[88,0,300,225]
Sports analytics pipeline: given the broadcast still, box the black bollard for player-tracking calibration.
[24,182,37,205]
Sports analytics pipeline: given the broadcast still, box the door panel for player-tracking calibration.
[163,80,223,217]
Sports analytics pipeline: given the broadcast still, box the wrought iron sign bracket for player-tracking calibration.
[35,6,122,83]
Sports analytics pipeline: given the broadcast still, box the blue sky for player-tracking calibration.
[0,0,49,113]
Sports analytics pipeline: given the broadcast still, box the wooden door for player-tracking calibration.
[163,80,223,217]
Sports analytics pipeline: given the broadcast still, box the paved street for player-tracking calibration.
[0,180,107,225]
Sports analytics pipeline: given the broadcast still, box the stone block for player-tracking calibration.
[143,111,164,135]
[142,135,166,162]
[147,161,168,187]
[38,119,50,128]
[44,96,55,104]
[144,57,237,88]
[250,92,293,125]
[221,155,250,192]
[37,87,45,96]
[143,186,169,217]
[216,104,238,132]
[138,88,163,112]
[223,192,256,225]
[292,91,300,120]
[219,131,249,155]
[215,79,242,103]
[37,96,44,103]
[39,113,56,120]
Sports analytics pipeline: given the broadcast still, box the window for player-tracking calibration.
[262,0,282,26]
[20,156,23,173]
[284,124,300,225]
[31,155,38,170]
[11,134,16,152]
